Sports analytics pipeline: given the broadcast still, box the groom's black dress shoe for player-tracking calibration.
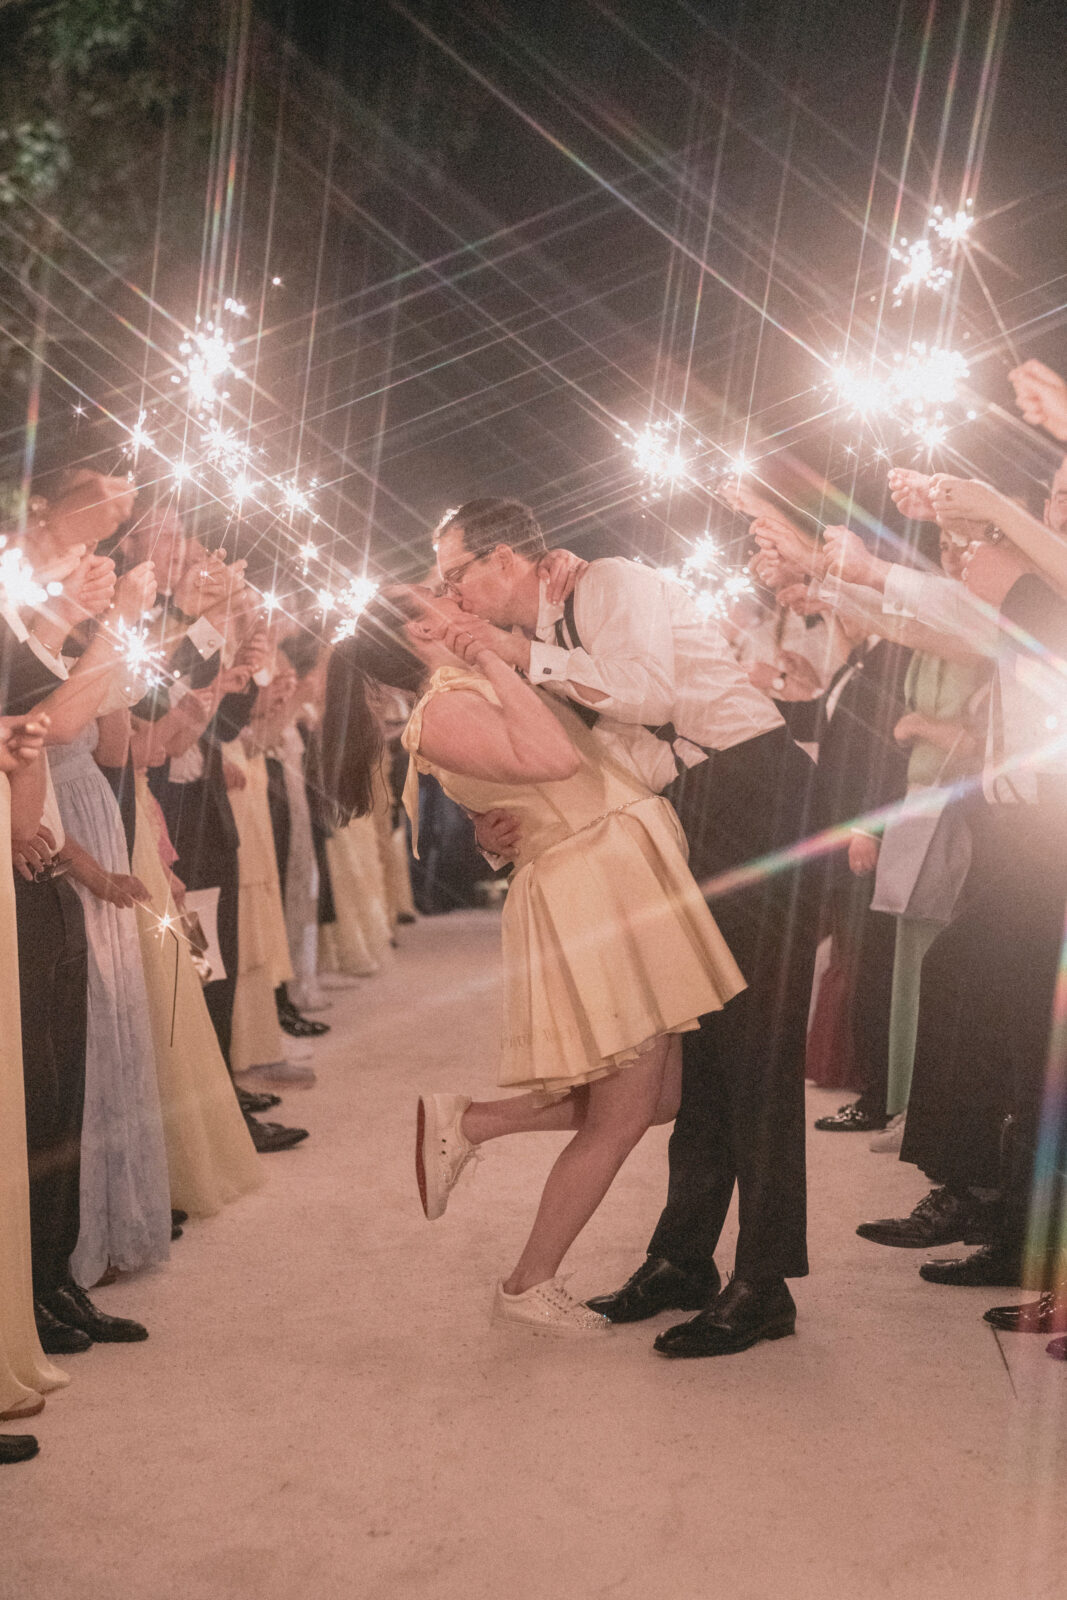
[586,1257,721,1323]
[0,1435,39,1465]
[654,1277,796,1358]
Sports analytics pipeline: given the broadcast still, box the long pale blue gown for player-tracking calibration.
[48,723,170,1287]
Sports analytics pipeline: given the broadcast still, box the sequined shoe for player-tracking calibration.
[416,1094,476,1220]
[492,1278,614,1338]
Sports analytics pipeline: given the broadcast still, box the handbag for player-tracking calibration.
[870,783,971,922]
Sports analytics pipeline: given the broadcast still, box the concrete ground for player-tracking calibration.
[4,907,1066,1600]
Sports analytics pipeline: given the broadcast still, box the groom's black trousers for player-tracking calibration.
[648,726,818,1281]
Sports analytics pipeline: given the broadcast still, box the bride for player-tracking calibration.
[325,586,744,1337]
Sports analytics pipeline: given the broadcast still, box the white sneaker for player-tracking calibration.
[416,1094,476,1220]
[492,1278,614,1338]
[869,1111,906,1153]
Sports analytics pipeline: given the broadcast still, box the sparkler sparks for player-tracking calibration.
[832,341,970,451]
[114,620,167,689]
[331,575,380,641]
[180,321,237,414]
[0,544,48,610]
[890,199,974,305]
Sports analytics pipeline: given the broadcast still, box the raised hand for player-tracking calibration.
[538,548,588,606]
[888,468,938,523]
[848,834,879,876]
[0,712,50,772]
[111,560,157,624]
[1008,359,1067,443]
[750,515,820,583]
[776,582,827,617]
[221,759,248,792]
[822,525,880,587]
[441,617,500,668]
[928,475,1000,527]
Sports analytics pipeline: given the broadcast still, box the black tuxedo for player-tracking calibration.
[903,577,1067,1281]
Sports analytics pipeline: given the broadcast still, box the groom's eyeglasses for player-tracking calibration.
[441,552,486,593]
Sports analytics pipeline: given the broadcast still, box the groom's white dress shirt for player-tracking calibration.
[525,558,783,792]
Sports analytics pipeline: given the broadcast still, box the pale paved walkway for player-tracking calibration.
[4,909,1066,1600]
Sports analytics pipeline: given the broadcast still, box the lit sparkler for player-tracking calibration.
[332,575,380,642]
[180,321,237,414]
[0,543,48,609]
[832,341,970,451]
[890,199,974,305]
[114,620,168,690]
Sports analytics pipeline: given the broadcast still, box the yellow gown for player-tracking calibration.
[224,740,293,1073]
[132,775,262,1216]
[0,773,68,1413]
[318,794,392,978]
[403,668,745,1101]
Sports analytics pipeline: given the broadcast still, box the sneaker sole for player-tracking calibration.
[491,1309,614,1338]
[415,1096,431,1219]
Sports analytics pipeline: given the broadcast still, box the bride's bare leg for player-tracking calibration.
[651,1035,682,1125]
[501,1037,671,1296]
[461,1087,587,1147]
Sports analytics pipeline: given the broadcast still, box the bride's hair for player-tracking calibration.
[323,587,426,823]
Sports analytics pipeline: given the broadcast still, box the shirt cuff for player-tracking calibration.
[527,639,574,683]
[185,616,226,660]
[882,566,923,619]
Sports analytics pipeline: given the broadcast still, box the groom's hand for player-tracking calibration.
[473,808,521,861]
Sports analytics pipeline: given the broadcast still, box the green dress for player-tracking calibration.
[886,652,988,1114]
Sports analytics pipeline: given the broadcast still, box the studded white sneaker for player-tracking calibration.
[416,1094,477,1220]
[492,1277,614,1338]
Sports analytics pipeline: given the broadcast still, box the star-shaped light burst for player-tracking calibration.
[832,341,970,452]
[115,620,167,690]
[0,543,48,609]
[890,199,974,306]
[332,575,379,642]
[180,321,238,414]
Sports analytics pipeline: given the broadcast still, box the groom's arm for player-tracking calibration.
[503,560,678,726]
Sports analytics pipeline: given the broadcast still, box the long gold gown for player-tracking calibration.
[403,669,745,1101]
[0,773,68,1414]
[132,775,262,1216]
[318,774,392,977]
[223,740,293,1073]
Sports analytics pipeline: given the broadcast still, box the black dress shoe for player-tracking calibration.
[919,1242,1024,1287]
[856,1186,998,1249]
[814,1101,887,1132]
[0,1434,39,1465]
[246,1115,309,1153]
[277,1000,330,1038]
[984,1292,1067,1335]
[654,1277,797,1358]
[586,1257,721,1323]
[34,1301,92,1355]
[1046,1335,1067,1361]
[237,1087,281,1113]
[42,1283,148,1343]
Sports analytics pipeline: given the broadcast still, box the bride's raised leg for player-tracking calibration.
[501,1035,671,1296]
[462,1086,587,1146]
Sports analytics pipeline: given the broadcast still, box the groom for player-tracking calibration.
[435,498,819,1358]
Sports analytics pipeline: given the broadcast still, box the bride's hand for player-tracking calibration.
[441,616,529,671]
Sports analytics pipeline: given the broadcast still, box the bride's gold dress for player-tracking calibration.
[402,668,745,1101]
